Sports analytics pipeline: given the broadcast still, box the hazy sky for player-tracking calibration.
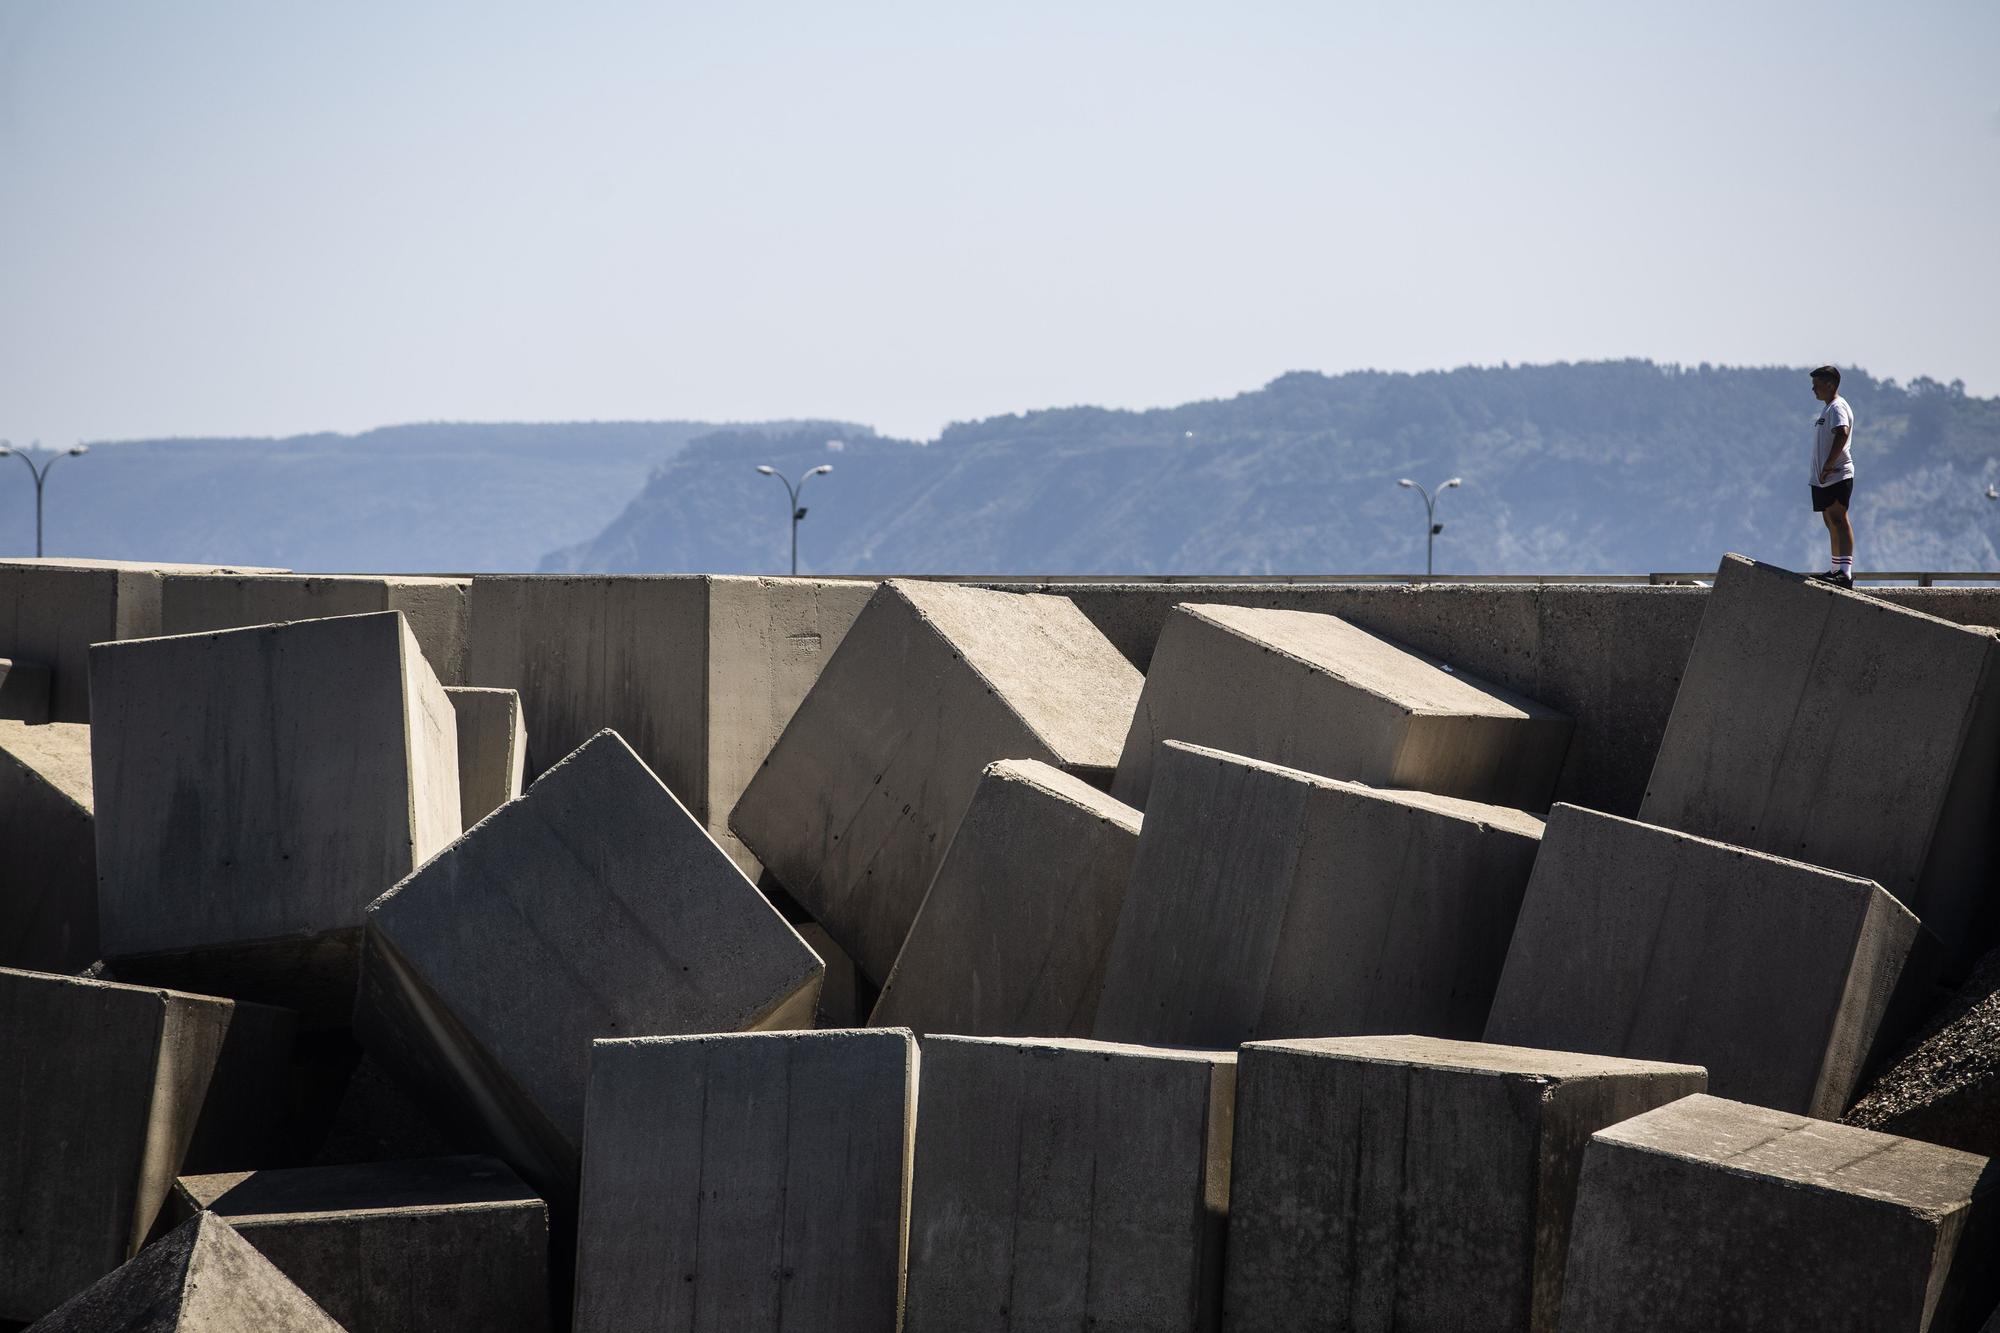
[3,1,1995,445]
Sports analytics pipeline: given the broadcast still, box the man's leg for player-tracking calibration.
[1826,503,1854,559]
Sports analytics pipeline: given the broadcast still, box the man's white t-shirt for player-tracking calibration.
[1813,394,1855,486]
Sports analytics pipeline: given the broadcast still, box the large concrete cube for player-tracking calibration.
[0,968,295,1323]
[444,685,527,826]
[1640,555,2000,966]
[90,612,460,1022]
[907,1036,1234,1333]
[1847,944,2000,1160]
[1092,742,1543,1048]
[0,720,96,972]
[872,759,1142,1037]
[731,579,1143,983]
[160,571,472,683]
[1110,602,1572,811]
[1485,803,1920,1118]
[1226,1036,1705,1333]
[1557,1094,2000,1332]
[573,1028,918,1333]
[356,729,823,1198]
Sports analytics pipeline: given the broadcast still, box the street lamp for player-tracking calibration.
[1396,476,1462,578]
[0,441,90,558]
[755,463,834,576]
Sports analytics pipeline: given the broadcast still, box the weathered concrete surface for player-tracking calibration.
[161,572,471,683]
[906,1035,1233,1333]
[1641,555,2000,968]
[356,730,822,1200]
[1557,1093,2000,1333]
[873,760,1142,1037]
[1093,742,1543,1048]
[90,612,460,1024]
[0,968,295,1323]
[444,686,526,827]
[25,1212,345,1332]
[1485,803,1919,1118]
[731,580,1144,984]
[169,1156,548,1333]
[1226,1036,1705,1333]
[0,720,96,973]
[0,657,49,722]
[1847,944,2000,1159]
[573,1028,918,1333]
[1112,603,1572,811]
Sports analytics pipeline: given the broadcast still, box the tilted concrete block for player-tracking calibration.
[906,1036,1233,1333]
[573,1028,918,1333]
[731,579,1143,984]
[1847,944,2000,1160]
[0,657,50,722]
[161,572,472,683]
[0,720,96,972]
[90,612,460,1024]
[1110,602,1572,811]
[1557,1094,2000,1332]
[444,686,527,827]
[1092,742,1543,1048]
[1485,803,1920,1118]
[1226,1036,1704,1333]
[873,760,1142,1037]
[356,730,823,1199]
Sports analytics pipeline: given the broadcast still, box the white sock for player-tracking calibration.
[1832,556,1853,577]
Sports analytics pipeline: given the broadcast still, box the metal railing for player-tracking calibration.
[806,571,2000,587]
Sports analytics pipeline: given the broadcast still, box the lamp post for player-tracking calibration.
[0,441,90,558]
[755,463,833,576]
[1396,475,1462,578]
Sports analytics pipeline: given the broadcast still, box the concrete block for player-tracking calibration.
[573,1028,918,1333]
[731,580,1143,984]
[356,729,823,1199]
[168,1156,548,1333]
[1112,602,1573,811]
[1641,555,2000,966]
[1226,1036,1705,1333]
[1092,742,1543,1048]
[1557,1093,2000,1332]
[874,760,1142,1037]
[90,612,460,1024]
[0,720,96,973]
[161,571,472,684]
[0,657,50,721]
[444,686,526,827]
[1486,803,1921,1118]
[906,1036,1233,1333]
[1847,944,2000,1159]
[0,968,295,1323]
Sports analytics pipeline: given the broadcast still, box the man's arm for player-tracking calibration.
[1819,425,1850,482]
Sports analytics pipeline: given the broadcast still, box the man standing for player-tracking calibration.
[1809,365,1856,587]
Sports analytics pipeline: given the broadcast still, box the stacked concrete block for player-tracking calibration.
[1092,742,1543,1048]
[1485,803,1921,1118]
[873,760,1142,1037]
[1641,554,2000,966]
[0,657,50,721]
[1557,1094,2000,1332]
[906,1036,1234,1333]
[1847,944,2000,1159]
[356,730,823,1198]
[444,686,527,826]
[161,571,472,683]
[1226,1036,1705,1333]
[0,720,96,972]
[0,968,295,1323]
[731,579,1144,983]
[90,611,460,1023]
[573,1028,918,1333]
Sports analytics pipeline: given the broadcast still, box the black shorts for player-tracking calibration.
[1811,478,1854,512]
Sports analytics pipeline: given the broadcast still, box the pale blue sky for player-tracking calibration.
[3,1,1995,445]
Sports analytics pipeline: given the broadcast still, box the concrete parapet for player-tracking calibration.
[162,571,472,683]
[0,657,49,722]
[0,720,96,973]
[444,686,526,827]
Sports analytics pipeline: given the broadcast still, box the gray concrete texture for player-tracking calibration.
[444,686,526,827]
[872,759,1142,1038]
[89,611,460,1024]
[1092,741,1544,1048]
[161,572,472,684]
[573,1028,918,1333]
[1225,1036,1706,1333]
[1848,944,2000,1160]
[0,968,295,1323]
[1485,802,1920,1118]
[905,1035,1234,1333]
[0,720,96,973]
[0,657,50,722]
[1641,555,2000,969]
[1111,602,1572,811]
[1557,1093,2000,1332]
[731,579,1144,985]
[356,729,823,1200]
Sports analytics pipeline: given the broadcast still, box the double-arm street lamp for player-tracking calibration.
[755,463,833,576]
[0,441,90,558]
[1396,475,1462,578]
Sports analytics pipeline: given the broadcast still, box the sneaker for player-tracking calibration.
[1810,571,1854,589]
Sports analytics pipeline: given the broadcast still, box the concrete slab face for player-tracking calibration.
[0,657,50,722]
[1556,1094,2000,1333]
[573,1028,918,1333]
[906,1036,1233,1333]
[1487,803,1920,1118]
[356,729,823,1199]
[873,760,1142,1037]
[1847,945,2000,1160]
[1092,742,1543,1049]
[444,686,527,827]
[161,572,472,683]
[1225,1036,1705,1333]
[0,720,97,973]
[1112,603,1573,811]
